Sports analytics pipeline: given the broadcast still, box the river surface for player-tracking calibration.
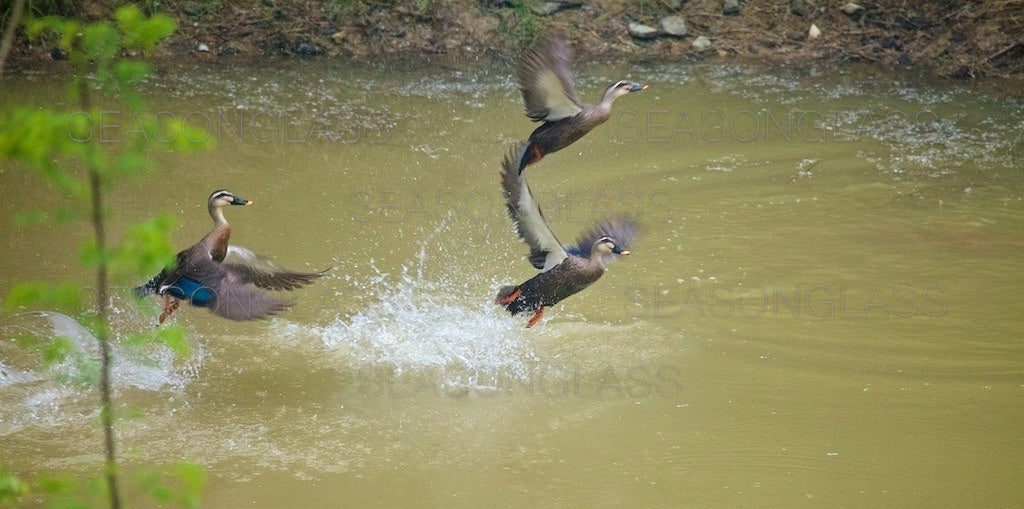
[1,60,1022,507]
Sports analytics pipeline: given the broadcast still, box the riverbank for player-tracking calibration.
[5,0,1023,79]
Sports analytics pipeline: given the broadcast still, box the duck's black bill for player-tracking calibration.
[231,197,252,206]
[627,83,647,92]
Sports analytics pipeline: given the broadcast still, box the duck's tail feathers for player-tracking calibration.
[517,142,543,175]
[134,277,160,298]
[496,285,531,316]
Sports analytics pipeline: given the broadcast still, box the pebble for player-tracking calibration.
[691,36,712,51]
[628,22,661,40]
[790,0,807,16]
[197,43,210,52]
[842,2,865,15]
[531,2,562,16]
[530,0,582,16]
[808,23,821,40]
[659,15,688,37]
[723,0,740,16]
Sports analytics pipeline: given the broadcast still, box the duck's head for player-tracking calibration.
[208,189,252,209]
[603,80,647,102]
[592,236,630,258]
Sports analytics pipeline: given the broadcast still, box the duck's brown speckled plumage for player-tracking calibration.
[496,144,638,328]
[516,35,646,173]
[498,256,606,316]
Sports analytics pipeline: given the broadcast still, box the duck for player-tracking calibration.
[496,144,638,328]
[516,34,647,174]
[135,190,328,323]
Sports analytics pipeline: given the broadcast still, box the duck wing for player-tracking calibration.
[565,216,639,265]
[208,274,290,320]
[517,35,583,122]
[164,258,290,321]
[222,245,328,291]
[501,144,568,271]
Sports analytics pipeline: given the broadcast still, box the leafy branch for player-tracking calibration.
[1,5,209,508]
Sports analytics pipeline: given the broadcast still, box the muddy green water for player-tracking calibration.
[1,61,1023,507]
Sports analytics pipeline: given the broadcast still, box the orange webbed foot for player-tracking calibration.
[526,307,545,328]
[496,288,522,306]
[159,295,180,324]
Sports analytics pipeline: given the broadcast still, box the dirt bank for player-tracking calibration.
[6,1,1024,79]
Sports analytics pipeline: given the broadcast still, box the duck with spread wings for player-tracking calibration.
[135,190,328,323]
[516,35,647,174]
[496,145,638,328]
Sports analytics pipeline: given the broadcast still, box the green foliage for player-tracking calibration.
[115,5,176,54]
[134,463,206,508]
[1,5,209,508]
[1,1,73,26]
[27,472,107,509]
[3,5,211,292]
[499,0,541,48]
[112,215,178,281]
[124,324,190,357]
[0,467,28,506]
[5,283,84,314]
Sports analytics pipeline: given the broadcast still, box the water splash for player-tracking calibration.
[0,310,203,433]
[280,217,538,389]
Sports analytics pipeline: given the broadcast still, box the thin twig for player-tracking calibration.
[986,42,1021,62]
[0,0,27,80]
[78,52,122,509]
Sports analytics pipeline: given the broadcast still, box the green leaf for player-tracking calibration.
[0,467,29,506]
[81,22,119,63]
[111,214,178,280]
[4,283,84,314]
[79,238,107,268]
[115,151,149,176]
[13,210,49,228]
[0,108,89,198]
[41,337,75,365]
[159,119,214,151]
[156,325,189,357]
[114,59,152,82]
[116,6,176,52]
[25,16,70,40]
[174,463,206,508]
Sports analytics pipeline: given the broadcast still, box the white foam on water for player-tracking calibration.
[305,271,536,386]
[279,218,539,389]
[0,310,204,433]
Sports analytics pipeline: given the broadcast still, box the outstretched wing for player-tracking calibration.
[517,35,583,122]
[222,245,328,291]
[501,143,568,271]
[166,259,290,321]
[565,216,639,265]
[209,276,290,321]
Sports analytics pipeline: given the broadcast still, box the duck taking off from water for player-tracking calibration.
[496,145,638,328]
[135,190,328,323]
[516,35,647,174]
